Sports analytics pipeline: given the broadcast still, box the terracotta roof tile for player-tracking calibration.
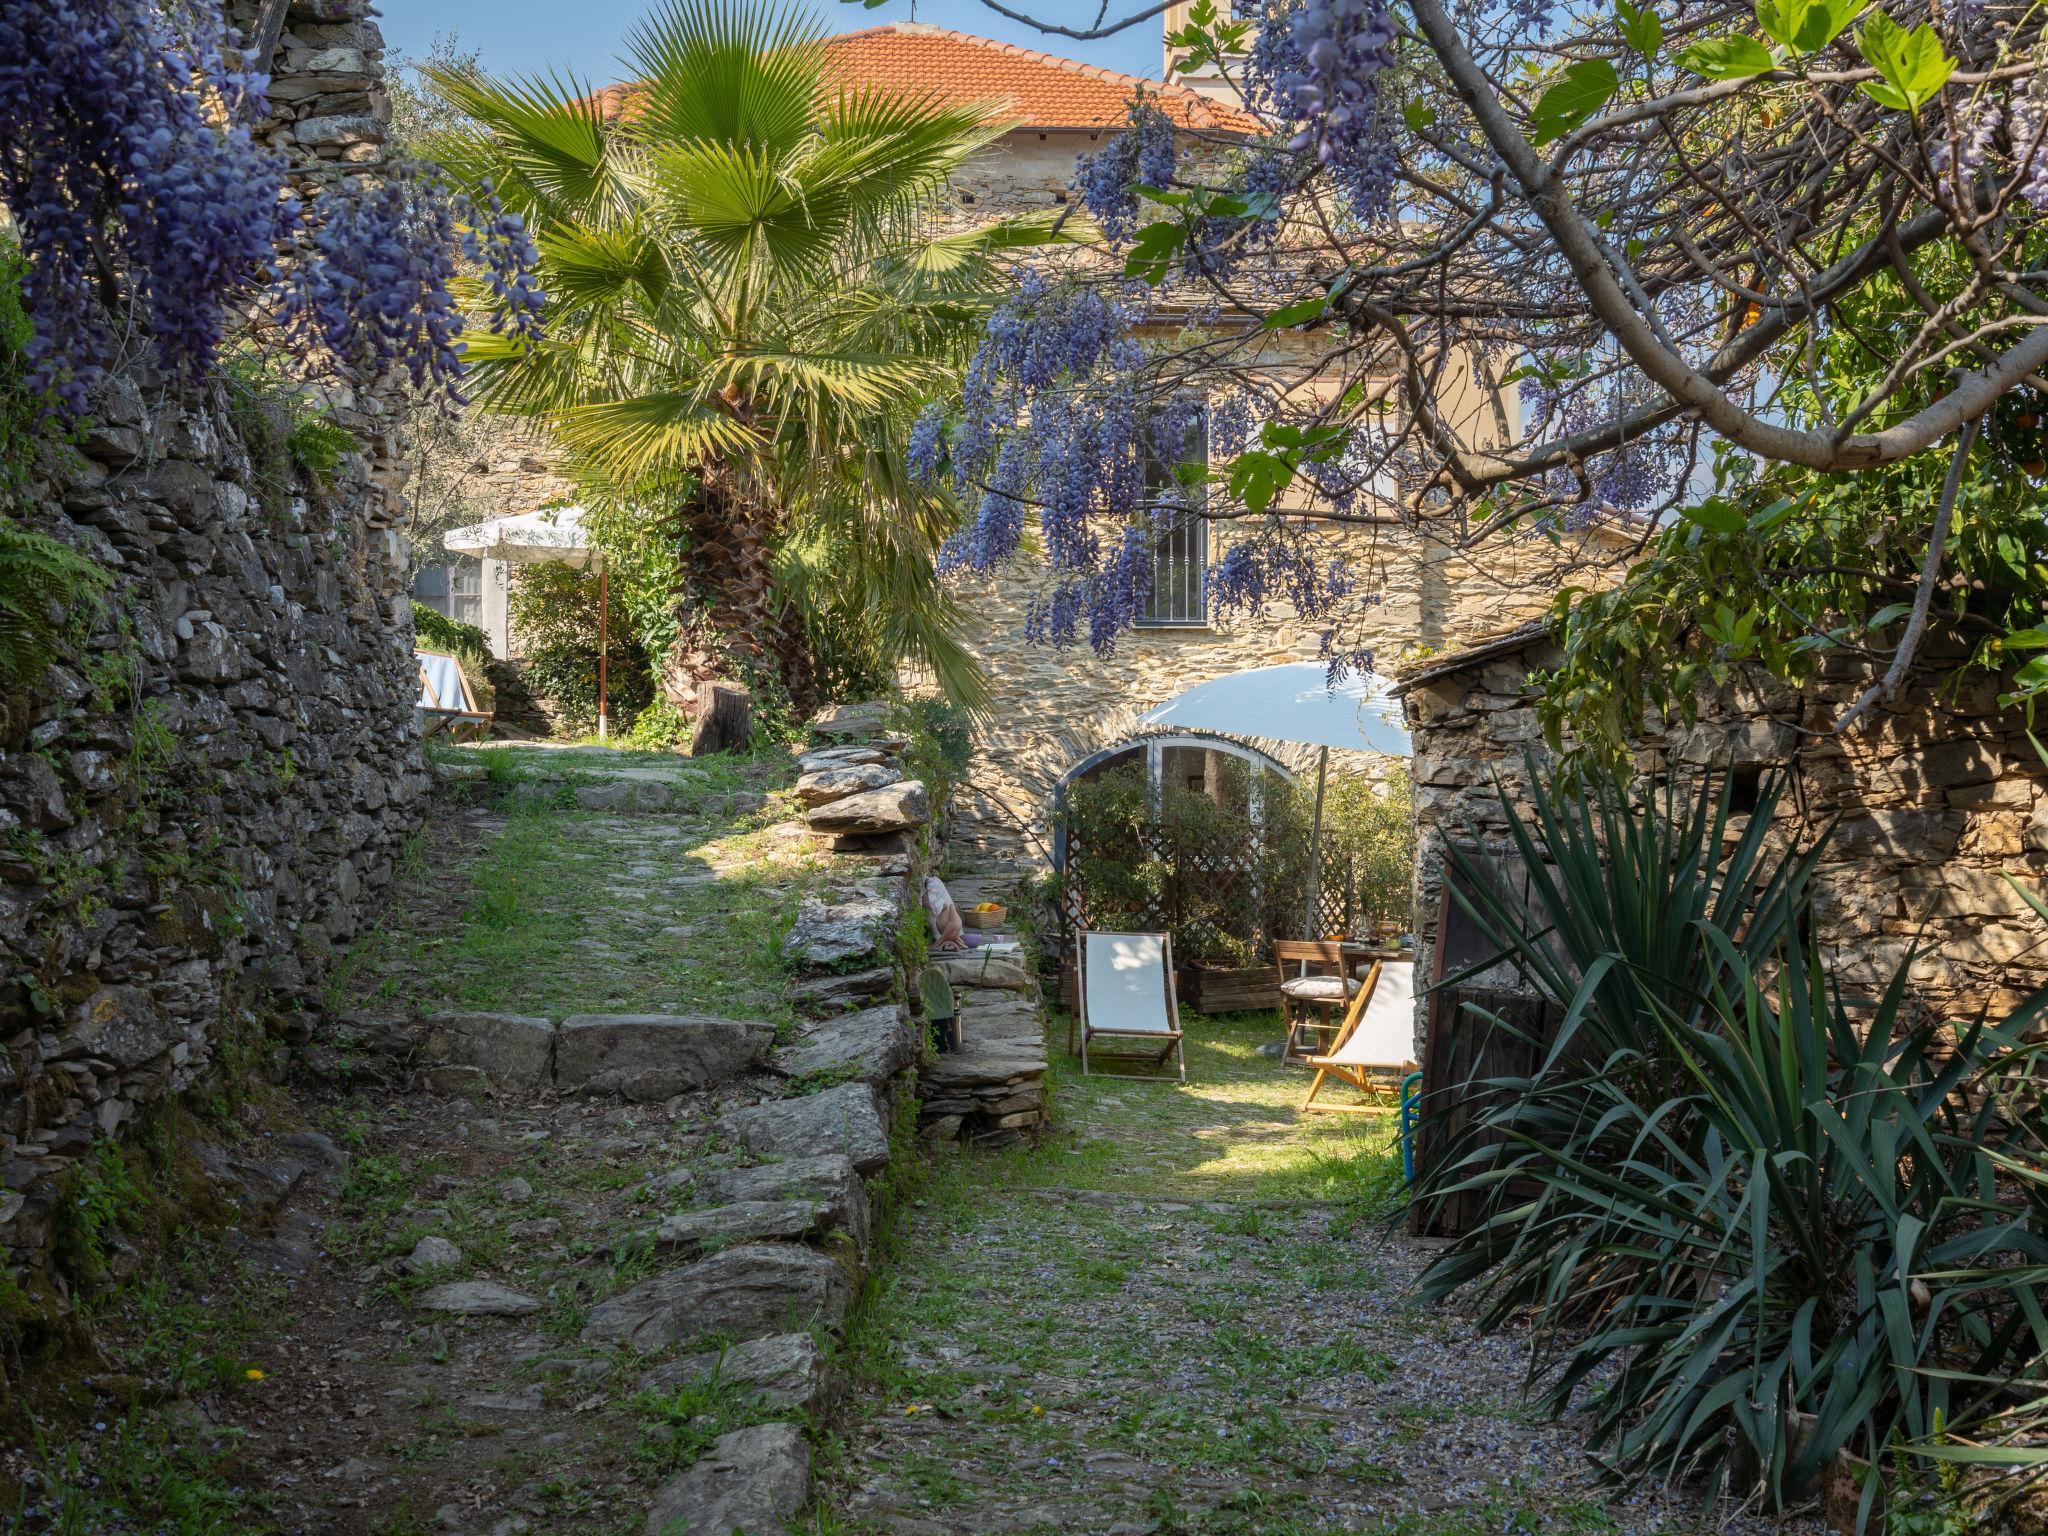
[821,23,1261,134]
[586,23,1261,136]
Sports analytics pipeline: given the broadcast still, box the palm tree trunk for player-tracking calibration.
[657,468,816,717]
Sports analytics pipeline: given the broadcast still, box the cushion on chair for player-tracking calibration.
[1280,975,1360,1003]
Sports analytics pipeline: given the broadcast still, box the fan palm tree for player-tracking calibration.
[426,0,1072,712]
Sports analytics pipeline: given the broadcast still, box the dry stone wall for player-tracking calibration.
[1397,629,2048,1030]
[0,0,424,1269]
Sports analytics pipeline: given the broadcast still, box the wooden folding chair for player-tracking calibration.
[1302,957,1418,1114]
[1069,931,1186,1082]
[1273,939,1361,1063]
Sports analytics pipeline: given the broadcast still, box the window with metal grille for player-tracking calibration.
[1137,415,1209,627]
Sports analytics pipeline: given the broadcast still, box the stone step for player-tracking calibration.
[646,1154,870,1251]
[644,1198,832,1258]
[784,889,900,969]
[775,1003,917,1088]
[718,1082,892,1175]
[804,780,927,837]
[582,1244,853,1353]
[641,1421,810,1536]
[793,761,901,806]
[554,1013,771,1102]
[637,1331,833,1414]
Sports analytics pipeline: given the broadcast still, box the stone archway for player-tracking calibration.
[1048,730,1298,874]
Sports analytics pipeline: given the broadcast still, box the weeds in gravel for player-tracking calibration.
[14,1409,272,1535]
[629,1364,780,1476]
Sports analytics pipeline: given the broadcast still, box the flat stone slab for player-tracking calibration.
[555,1014,770,1101]
[638,1332,833,1413]
[582,1244,852,1352]
[646,1198,828,1257]
[795,746,889,773]
[418,1013,555,1093]
[787,966,894,1006]
[805,780,927,836]
[417,1280,542,1317]
[793,761,900,806]
[924,1051,1048,1090]
[648,1154,869,1251]
[718,1082,891,1175]
[809,700,889,739]
[776,1003,917,1087]
[784,890,898,968]
[643,1421,809,1536]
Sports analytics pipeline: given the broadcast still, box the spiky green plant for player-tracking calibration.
[1416,765,2048,1527]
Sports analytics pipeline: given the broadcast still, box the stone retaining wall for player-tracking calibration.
[0,1,423,1267]
[1396,629,2048,1030]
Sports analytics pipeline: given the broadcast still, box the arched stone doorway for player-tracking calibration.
[1047,730,1298,875]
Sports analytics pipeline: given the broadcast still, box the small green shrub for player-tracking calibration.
[620,694,689,750]
[507,561,652,735]
[54,1139,149,1285]
[0,240,111,704]
[285,412,356,479]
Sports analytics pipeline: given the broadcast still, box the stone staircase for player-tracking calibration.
[406,727,932,1534]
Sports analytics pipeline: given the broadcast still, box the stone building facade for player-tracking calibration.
[0,1,426,1271]
[810,24,1586,869]
[1395,626,2048,1034]
[474,21,1601,865]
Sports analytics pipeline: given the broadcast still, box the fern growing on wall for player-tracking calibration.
[0,237,111,696]
[0,517,110,686]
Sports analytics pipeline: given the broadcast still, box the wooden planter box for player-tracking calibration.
[1179,964,1280,1015]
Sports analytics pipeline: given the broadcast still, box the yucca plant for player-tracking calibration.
[1417,765,2048,1527]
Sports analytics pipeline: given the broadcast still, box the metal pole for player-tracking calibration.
[1303,745,1328,940]
[597,560,609,743]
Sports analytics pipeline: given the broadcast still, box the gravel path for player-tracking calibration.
[822,1016,1821,1536]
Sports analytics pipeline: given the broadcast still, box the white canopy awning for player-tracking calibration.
[444,506,594,568]
[1136,662,1410,755]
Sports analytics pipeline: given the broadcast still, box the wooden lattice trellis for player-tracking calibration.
[1058,817,1363,969]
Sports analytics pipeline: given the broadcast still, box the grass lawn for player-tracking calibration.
[977,1007,1407,1207]
[328,746,815,1023]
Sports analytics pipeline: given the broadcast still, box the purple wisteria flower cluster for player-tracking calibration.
[0,0,541,416]
[0,0,289,414]
[917,272,1359,655]
[1242,0,1401,221]
[1932,94,2048,209]
[1073,98,1178,242]
[1519,363,1685,515]
[283,175,542,401]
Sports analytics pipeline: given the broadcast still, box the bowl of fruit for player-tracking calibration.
[961,900,1007,930]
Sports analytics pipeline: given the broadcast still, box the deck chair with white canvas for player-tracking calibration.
[1302,956,1417,1113]
[1070,931,1186,1082]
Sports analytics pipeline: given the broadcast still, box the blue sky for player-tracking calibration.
[380,0,1163,89]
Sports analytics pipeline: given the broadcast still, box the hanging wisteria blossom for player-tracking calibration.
[0,0,541,416]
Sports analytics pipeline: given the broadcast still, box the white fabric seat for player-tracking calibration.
[1072,931,1186,1081]
[1280,974,1361,1003]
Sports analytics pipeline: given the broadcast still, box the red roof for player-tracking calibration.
[822,23,1260,134]
[587,23,1260,136]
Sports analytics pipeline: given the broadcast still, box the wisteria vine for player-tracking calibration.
[918,270,1359,663]
[0,0,541,416]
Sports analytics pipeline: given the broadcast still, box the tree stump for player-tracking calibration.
[689,680,752,756]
